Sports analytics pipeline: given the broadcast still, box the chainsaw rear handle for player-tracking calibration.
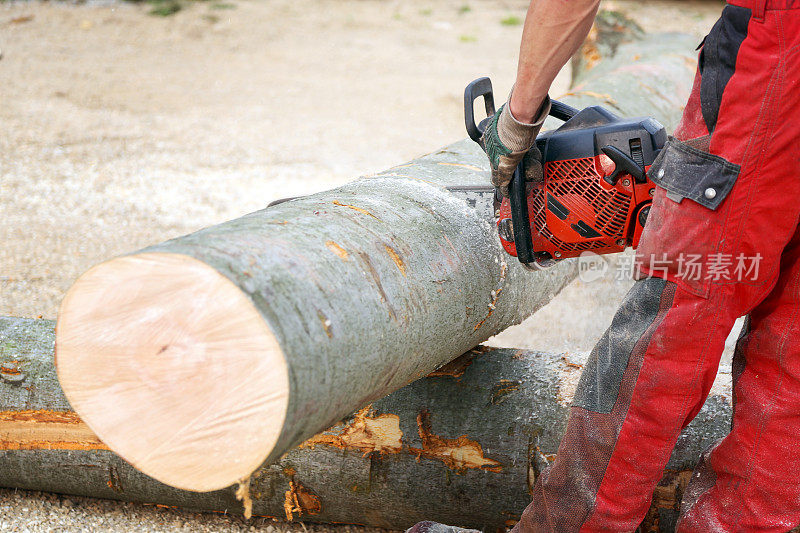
[464,77,579,146]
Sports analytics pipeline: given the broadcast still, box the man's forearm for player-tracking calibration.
[510,0,601,123]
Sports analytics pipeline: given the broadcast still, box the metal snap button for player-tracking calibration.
[657,168,665,179]
[704,187,717,199]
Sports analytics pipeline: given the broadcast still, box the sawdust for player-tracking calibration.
[554,354,589,406]
[282,472,322,522]
[473,260,507,332]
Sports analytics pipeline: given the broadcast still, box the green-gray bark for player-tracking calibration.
[135,140,576,461]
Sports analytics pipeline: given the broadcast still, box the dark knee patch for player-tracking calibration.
[572,278,668,413]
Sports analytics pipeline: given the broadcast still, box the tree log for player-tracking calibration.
[2,316,731,532]
[52,30,697,494]
[564,32,698,133]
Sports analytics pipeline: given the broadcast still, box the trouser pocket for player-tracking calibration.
[634,137,741,298]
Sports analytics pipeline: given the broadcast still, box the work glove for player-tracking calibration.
[481,95,551,197]
[405,521,479,533]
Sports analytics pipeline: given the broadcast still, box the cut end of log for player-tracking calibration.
[55,252,289,492]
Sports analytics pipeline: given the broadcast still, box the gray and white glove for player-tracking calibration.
[481,95,551,197]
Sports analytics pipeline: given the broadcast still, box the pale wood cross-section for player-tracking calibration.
[56,252,289,492]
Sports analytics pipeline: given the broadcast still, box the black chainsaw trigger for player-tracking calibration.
[601,145,646,185]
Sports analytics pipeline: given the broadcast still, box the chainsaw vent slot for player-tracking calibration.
[534,157,631,252]
[572,221,603,239]
[546,194,570,220]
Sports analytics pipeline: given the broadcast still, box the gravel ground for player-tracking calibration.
[1,0,727,530]
[0,488,391,533]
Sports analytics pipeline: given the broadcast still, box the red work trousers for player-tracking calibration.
[512,1,800,531]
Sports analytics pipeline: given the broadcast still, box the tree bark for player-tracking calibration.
[564,32,698,133]
[2,316,731,532]
[52,29,698,494]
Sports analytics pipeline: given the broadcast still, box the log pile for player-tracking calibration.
[52,29,698,495]
[1,316,731,531]
[1,16,708,533]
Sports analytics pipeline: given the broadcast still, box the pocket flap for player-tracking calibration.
[648,136,741,210]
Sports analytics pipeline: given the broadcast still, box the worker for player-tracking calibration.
[409,0,800,530]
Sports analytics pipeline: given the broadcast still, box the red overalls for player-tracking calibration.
[513,0,800,530]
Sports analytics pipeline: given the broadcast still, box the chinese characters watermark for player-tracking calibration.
[577,251,763,283]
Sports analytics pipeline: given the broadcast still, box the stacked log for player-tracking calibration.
[52,29,698,495]
[1,316,731,531]
[0,12,706,531]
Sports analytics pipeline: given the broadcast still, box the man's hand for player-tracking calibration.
[484,0,599,196]
[481,96,550,196]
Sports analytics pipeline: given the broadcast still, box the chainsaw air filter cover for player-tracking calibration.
[497,106,666,265]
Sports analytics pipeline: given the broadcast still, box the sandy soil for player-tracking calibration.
[1,0,723,323]
[1,0,727,530]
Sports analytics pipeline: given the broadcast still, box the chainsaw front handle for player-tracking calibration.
[464,77,495,146]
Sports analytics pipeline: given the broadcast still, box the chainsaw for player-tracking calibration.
[464,77,666,269]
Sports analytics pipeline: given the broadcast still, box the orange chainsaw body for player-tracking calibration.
[496,154,656,262]
[493,106,666,267]
[465,77,666,267]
